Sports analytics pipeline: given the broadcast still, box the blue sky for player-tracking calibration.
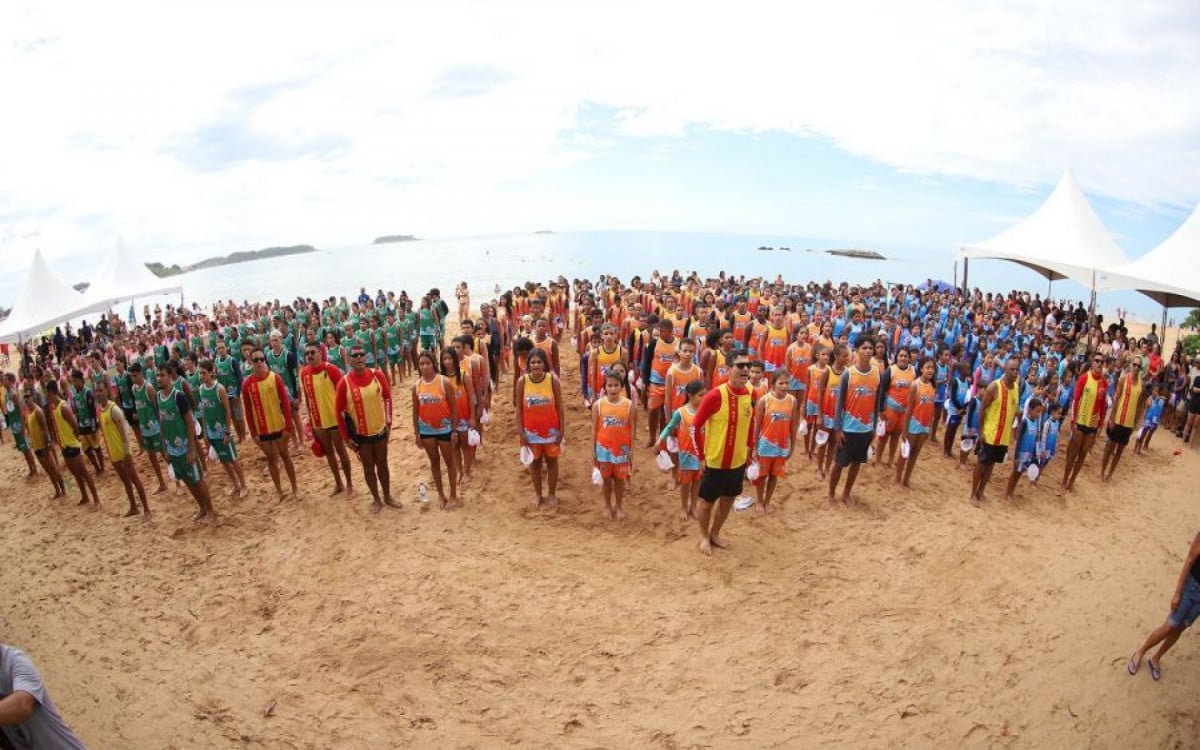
[0,1,1197,318]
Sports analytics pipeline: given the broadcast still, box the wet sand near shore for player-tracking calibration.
[1,326,1198,748]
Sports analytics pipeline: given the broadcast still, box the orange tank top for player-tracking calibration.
[521,373,560,443]
[667,363,702,414]
[910,379,936,430]
[416,376,452,435]
[595,397,633,464]
[839,366,880,433]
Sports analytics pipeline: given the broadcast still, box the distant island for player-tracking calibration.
[826,248,886,260]
[534,230,554,235]
[372,235,419,245]
[146,245,319,278]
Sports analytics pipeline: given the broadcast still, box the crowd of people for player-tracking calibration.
[2,273,1198,530]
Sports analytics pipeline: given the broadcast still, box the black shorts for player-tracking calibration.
[419,431,451,442]
[357,430,388,445]
[259,431,283,442]
[836,431,872,467]
[124,409,139,428]
[698,466,746,502]
[977,441,1007,464]
[1189,397,1200,415]
[1107,424,1133,446]
[1076,424,1098,435]
[34,448,46,458]
[62,446,81,459]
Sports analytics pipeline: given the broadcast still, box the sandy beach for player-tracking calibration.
[2,330,1198,749]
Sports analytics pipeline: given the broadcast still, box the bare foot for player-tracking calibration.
[615,508,625,522]
[344,485,354,499]
[142,511,153,522]
[547,494,560,512]
[759,503,775,515]
[710,535,730,550]
[124,507,139,517]
[370,501,382,514]
[192,510,209,521]
[155,484,167,495]
[384,497,403,509]
[679,509,690,522]
[531,495,544,508]
[698,537,713,555]
[78,497,89,506]
[329,484,345,497]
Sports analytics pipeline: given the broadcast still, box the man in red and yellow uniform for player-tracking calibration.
[300,344,354,496]
[1061,353,1109,492]
[692,348,754,556]
[241,346,300,500]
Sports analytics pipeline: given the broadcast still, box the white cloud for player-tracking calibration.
[0,0,1196,287]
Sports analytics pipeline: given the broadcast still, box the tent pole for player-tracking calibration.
[961,258,969,294]
[1088,269,1097,329]
[1161,304,1168,349]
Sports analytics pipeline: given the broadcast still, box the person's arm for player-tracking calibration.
[656,407,683,447]
[877,367,892,415]
[552,374,565,442]
[177,391,200,462]
[1071,373,1086,427]
[979,381,997,417]
[61,401,79,432]
[36,408,53,446]
[591,399,600,457]
[640,339,656,384]
[833,369,850,443]
[551,340,560,376]
[1095,376,1109,427]
[901,381,919,436]
[0,685,37,726]
[515,376,527,445]
[700,349,714,387]
[273,373,293,433]
[691,384,723,432]
[464,372,476,427]
[378,369,393,427]
[217,384,235,439]
[241,378,257,439]
[443,376,457,428]
[752,396,766,457]
[112,404,131,455]
[1171,533,1200,611]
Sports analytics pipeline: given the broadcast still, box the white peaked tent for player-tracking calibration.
[84,238,183,309]
[1100,201,1200,309]
[0,249,113,343]
[958,169,1130,296]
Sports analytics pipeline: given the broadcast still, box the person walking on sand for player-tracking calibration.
[44,380,102,509]
[1061,353,1108,492]
[1128,531,1200,681]
[691,349,754,554]
[155,363,218,521]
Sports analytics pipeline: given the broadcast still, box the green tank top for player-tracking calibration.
[215,355,240,396]
[419,309,435,335]
[73,386,97,432]
[197,382,228,441]
[157,385,189,457]
[384,324,401,351]
[116,372,135,410]
[327,345,345,371]
[154,344,168,366]
[134,382,161,437]
[265,349,296,395]
[184,371,202,404]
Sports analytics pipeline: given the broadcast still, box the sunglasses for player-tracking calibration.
[732,362,751,369]
[251,356,266,363]
[305,350,319,357]
[350,352,366,358]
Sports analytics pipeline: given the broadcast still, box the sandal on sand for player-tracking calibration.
[1126,654,1141,676]
[1148,658,1161,681]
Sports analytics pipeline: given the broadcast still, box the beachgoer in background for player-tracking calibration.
[1128,531,1200,681]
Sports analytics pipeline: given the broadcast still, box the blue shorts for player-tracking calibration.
[1014,450,1035,473]
[1168,577,1200,628]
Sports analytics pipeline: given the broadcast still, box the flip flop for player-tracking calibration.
[1126,654,1140,676]
[1148,658,1161,681]
[733,496,755,512]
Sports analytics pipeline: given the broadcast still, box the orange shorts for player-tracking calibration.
[530,443,561,460]
[598,461,630,480]
[884,409,904,435]
[757,456,787,479]
[679,468,701,485]
[647,384,666,410]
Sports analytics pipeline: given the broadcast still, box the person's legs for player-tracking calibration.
[1106,443,1128,480]
[1133,622,1178,666]
[762,475,779,510]
[612,476,626,520]
[437,439,458,508]
[545,456,560,510]
[421,437,443,505]
[361,442,382,508]
[145,449,167,493]
[529,455,545,506]
[602,473,614,518]
[36,452,65,497]
[1067,433,1095,489]
[116,459,138,515]
[1100,440,1117,478]
[841,463,862,504]
[329,430,354,494]
[186,476,217,519]
[21,448,37,476]
[314,427,344,494]
[695,497,714,553]
[1004,467,1021,499]
[944,416,961,457]
[278,441,300,497]
[827,463,843,503]
[709,496,735,548]
[371,441,397,507]
[970,460,986,503]
[1061,432,1082,489]
[259,440,284,496]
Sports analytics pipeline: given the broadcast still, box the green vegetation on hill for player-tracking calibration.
[146,245,318,278]
[372,235,419,245]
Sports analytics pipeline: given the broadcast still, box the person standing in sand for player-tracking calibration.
[197,359,249,498]
[155,363,218,521]
[691,349,753,554]
[43,380,102,509]
[94,384,151,519]
[339,343,399,512]
[241,346,300,501]
[967,356,1019,506]
[300,345,353,497]
[1060,353,1108,492]
[1128,531,1200,681]
[22,389,66,499]
[516,348,564,510]
[827,337,879,506]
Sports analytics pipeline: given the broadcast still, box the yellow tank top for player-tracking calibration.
[981,379,1018,446]
[52,402,81,450]
[347,372,388,436]
[99,402,127,462]
[25,409,47,451]
[703,383,753,469]
[1112,374,1143,428]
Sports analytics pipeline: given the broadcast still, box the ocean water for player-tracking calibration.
[135,230,1159,320]
[176,230,953,306]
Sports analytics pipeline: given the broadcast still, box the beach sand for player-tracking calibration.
[2,332,1198,749]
